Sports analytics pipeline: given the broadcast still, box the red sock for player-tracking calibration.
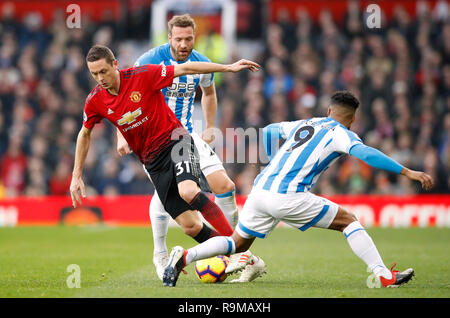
[189,192,234,236]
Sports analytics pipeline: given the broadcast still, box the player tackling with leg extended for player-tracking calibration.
[69,45,260,276]
[163,91,435,287]
[116,14,265,282]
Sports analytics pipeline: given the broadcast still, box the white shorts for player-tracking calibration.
[191,131,224,177]
[236,189,339,239]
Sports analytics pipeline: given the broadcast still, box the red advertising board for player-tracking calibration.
[0,195,449,228]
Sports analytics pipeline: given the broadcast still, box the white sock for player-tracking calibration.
[343,221,392,279]
[185,236,236,265]
[149,196,170,256]
[214,189,239,229]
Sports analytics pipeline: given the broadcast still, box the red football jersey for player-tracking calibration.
[83,64,187,164]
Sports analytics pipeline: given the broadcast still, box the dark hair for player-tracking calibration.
[86,45,115,65]
[168,14,196,35]
[330,91,360,110]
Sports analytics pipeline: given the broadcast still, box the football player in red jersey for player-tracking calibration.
[70,45,259,246]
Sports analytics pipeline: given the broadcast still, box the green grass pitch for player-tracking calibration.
[0,226,449,298]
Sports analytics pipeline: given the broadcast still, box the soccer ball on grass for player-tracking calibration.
[194,255,229,283]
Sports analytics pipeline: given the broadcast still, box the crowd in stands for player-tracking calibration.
[0,0,448,199]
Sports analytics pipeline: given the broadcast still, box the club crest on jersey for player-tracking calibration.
[117,108,142,126]
[130,91,142,103]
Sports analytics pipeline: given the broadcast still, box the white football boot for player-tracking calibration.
[230,256,267,283]
[153,252,169,281]
[225,250,255,274]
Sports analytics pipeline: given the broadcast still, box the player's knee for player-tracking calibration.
[338,211,358,231]
[214,179,235,195]
[346,212,358,223]
[149,201,166,219]
[330,208,359,232]
[178,185,200,204]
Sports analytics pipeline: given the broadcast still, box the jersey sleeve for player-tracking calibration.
[145,64,175,91]
[83,95,103,129]
[349,144,404,174]
[279,120,303,139]
[134,49,160,67]
[199,72,214,87]
[196,53,214,87]
[331,126,363,154]
[262,123,282,160]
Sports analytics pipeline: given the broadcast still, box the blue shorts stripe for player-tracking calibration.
[299,205,329,231]
[238,222,266,238]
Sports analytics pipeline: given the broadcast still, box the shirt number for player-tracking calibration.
[287,126,314,152]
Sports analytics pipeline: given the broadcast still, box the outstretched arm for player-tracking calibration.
[173,59,260,78]
[70,126,92,208]
[349,143,434,190]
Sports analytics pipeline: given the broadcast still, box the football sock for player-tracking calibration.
[193,223,220,243]
[149,203,169,256]
[343,221,392,279]
[185,236,235,265]
[214,189,239,229]
[189,191,234,236]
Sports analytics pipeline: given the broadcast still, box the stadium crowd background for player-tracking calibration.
[0,0,449,200]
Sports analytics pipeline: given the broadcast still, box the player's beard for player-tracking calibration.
[171,44,193,61]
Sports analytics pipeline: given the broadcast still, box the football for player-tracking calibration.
[194,255,229,283]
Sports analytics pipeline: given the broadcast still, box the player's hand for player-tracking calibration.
[402,168,434,191]
[70,176,86,208]
[117,138,132,156]
[228,59,260,73]
[202,127,216,145]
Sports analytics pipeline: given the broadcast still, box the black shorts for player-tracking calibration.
[144,135,207,219]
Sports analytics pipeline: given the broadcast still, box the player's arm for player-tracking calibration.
[173,59,260,78]
[262,123,283,161]
[116,128,132,156]
[349,143,434,190]
[200,84,217,144]
[70,126,93,208]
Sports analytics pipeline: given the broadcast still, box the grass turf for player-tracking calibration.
[0,226,449,298]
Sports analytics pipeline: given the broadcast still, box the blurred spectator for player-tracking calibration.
[48,161,72,195]
[0,1,448,198]
[263,57,293,99]
[195,30,227,85]
[1,135,27,197]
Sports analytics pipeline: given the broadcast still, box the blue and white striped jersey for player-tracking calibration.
[134,43,214,133]
[254,117,363,194]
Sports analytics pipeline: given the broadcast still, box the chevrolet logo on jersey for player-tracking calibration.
[117,108,142,126]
